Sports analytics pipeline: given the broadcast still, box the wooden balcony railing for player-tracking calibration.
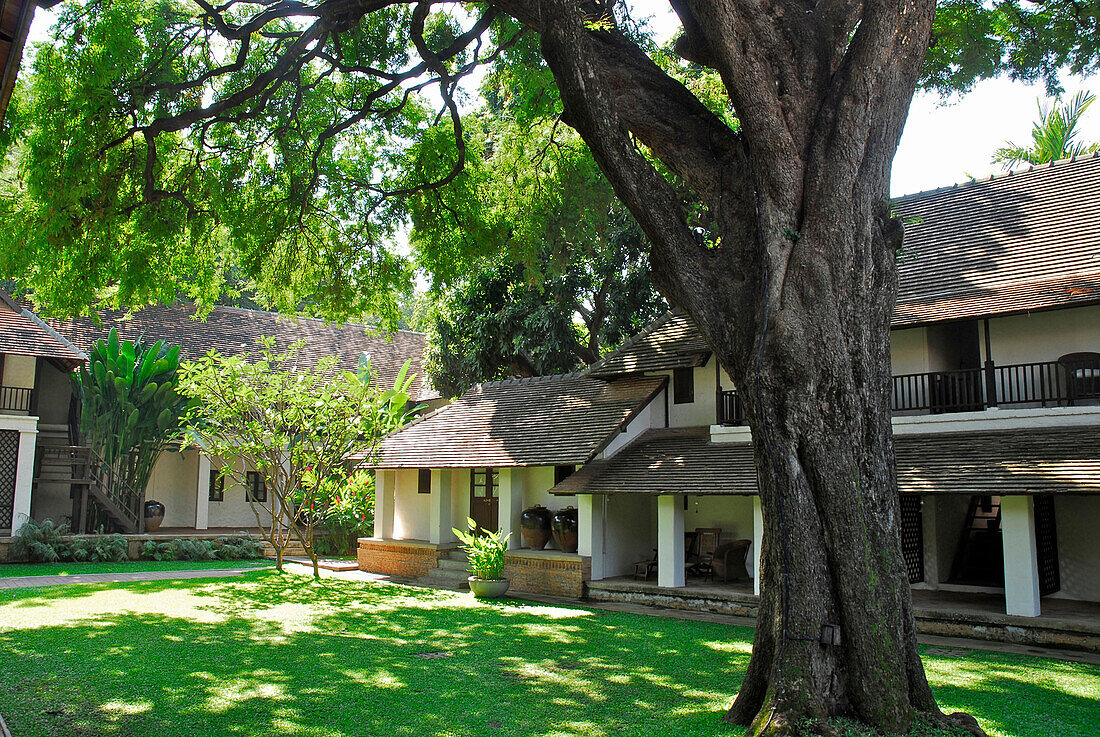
[718,357,1100,425]
[0,385,35,412]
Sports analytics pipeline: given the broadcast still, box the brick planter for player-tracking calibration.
[357,538,451,578]
[503,550,590,598]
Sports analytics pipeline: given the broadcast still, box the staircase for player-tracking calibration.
[948,494,1004,586]
[261,539,310,558]
[420,550,470,590]
[34,444,144,534]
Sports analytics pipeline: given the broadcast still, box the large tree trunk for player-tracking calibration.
[529,0,989,734]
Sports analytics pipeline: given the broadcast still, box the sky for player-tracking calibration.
[25,4,1100,199]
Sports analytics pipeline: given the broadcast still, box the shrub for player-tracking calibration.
[70,534,128,562]
[452,517,510,580]
[310,471,374,556]
[141,535,262,562]
[7,518,71,562]
[7,519,126,563]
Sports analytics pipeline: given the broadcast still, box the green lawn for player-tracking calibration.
[0,570,1095,737]
[0,559,273,578]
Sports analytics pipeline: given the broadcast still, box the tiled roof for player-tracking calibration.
[49,304,437,401]
[586,311,710,378]
[551,427,1100,496]
[892,154,1100,326]
[362,373,667,468]
[894,428,1100,496]
[589,156,1100,375]
[550,427,757,495]
[0,292,85,368]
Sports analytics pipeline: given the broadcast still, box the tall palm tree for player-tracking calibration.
[993,90,1100,170]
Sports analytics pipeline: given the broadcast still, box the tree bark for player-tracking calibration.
[530,0,988,734]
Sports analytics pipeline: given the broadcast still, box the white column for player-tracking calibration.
[657,494,685,588]
[195,453,211,530]
[752,495,764,596]
[1002,495,1041,617]
[374,470,394,539]
[579,494,606,580]
[10,427,38,531]
[429,468,454,545]
[498,468,524,549]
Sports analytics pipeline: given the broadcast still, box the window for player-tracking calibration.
[208,470,224,502]
[470,467,498,498]
[418,468,432,494]
[673,367,695,404]
[554,465,575,485]
[246,471,267,502]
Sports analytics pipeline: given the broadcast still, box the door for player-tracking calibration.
[469,467,499,534]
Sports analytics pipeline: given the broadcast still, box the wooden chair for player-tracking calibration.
[1059,352,1100,404]
[633,549,658,580]
[687,528,721,582]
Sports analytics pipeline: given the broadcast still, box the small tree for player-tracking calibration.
[994,90,1100,170]
[73,327,191,529]
[178,338,417,576]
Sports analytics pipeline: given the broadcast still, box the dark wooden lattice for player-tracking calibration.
[1033,495,1060,596]
[900,495,925,583]
[0,430,19,530]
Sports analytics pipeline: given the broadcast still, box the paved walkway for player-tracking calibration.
[0,567,265,589]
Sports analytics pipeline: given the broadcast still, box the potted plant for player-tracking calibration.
[452,517,511,598]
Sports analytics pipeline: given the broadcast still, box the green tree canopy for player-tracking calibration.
[1,1,1093,322]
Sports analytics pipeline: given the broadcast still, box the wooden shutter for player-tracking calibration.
[1033,495,1060,596]
[899,495,925,584]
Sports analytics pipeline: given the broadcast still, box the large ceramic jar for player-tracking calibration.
[520,505,552,550]
[144,500,166,532]
[551,506,579,553]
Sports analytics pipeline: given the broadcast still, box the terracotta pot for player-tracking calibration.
[551,506,579,553]
[520,505,552,550]
[468,577,510,599]
[143,500,166,532]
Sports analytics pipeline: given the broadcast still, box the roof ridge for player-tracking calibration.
[584,311,676,374]
[476,371,592,390]
[21,308,87,360]
[892,150,1100,203]
[205,304,429,338]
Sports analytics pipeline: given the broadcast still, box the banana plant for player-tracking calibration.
[73,328,195,499]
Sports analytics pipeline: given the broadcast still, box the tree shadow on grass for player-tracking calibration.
[0,573,749,737]
[0,573,1095,737]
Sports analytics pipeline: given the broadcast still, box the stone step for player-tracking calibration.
[435,558,470,572]
[419,570,470,591]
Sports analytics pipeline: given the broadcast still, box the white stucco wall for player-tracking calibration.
[600,493,656,577]
[146,448,199,528]
[450,468,470,530]
[205,454,273,528]
[650,356,731,430]
[987,305,1100,366]
[1,355,36,389]
[393,468,430,540]
[890,327,929,376]
[1052,495,1100,602]
[601,389,666,458]
[684,495,754,543]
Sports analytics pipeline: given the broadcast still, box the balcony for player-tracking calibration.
[717,356,1100,425]
[0,386,35,413]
